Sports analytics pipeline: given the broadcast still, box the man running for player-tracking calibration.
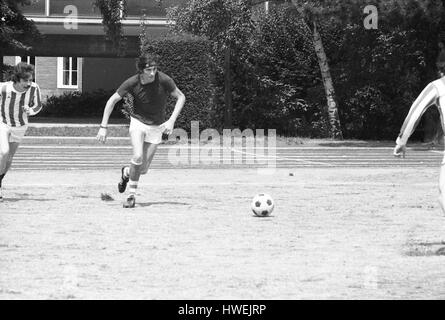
[97,53,186,208]
[394,73,445,213]
[0,62,42,201]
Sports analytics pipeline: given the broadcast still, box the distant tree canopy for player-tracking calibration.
[0,0,40,52]
[0,0,41,80]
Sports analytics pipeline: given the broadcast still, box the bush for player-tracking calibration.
[40,89,125,119]
[0,63,13,81]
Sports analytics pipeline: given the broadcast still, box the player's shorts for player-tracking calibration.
[129,117,163,145]
[0,122,28,143]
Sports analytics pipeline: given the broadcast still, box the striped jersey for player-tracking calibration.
[397,77,445,146]
[0,81,42,127]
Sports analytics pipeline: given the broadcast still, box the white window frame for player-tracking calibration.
[15,56,35,65]
[57,57,79,89]
[45,0,50,16]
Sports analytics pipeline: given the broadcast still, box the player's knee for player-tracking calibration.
[0,147,9,158]
[140,166,148,175]
[131,154,143,166]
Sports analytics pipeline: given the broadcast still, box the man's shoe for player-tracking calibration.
[123,195,136,208]
[118,166,129,193]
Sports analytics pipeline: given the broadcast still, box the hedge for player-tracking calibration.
[40,89,125,119]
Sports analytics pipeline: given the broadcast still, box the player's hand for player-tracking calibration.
[97,127,108,144]
[23,106,31,115]
[159,119,175,135]
[393,144,406,158]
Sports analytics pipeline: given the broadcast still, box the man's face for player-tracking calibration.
[140,65,158,84]
[16,74,33,91]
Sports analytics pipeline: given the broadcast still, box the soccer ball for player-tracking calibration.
[251,193,274,217]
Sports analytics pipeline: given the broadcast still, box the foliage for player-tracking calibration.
[331,0,445,139]
[40,90,125,119]
[94,0,128,56]
[168,0,321,135]
[232,5,319,135]
[0,0,41,80]
[0,0,40,52]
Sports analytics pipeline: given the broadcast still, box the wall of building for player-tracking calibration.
[82,57,136,92]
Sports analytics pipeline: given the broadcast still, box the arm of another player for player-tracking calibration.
[160,87,186,135]
[394,82,438,158]
[25,84,43,116]
[97,92,122,143]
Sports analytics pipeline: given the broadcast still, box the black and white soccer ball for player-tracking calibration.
[251,193,274,217]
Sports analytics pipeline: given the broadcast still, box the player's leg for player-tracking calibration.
[437,97,445,214]
[140,142,158,175]
[439,155,445,214]
[0,125,11,201]
[140,125,162,175]
[4,142,20,173]
[124,126,145,208]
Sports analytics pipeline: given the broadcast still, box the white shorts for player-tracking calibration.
[0,122,28,143]
[129,117,163,145]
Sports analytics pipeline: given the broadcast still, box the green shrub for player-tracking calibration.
[40,89,125,119]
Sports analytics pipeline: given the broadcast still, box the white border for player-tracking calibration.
[57,57,79,89]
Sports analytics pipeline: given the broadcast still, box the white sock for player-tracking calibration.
[129,180,138,196]
[124,166,130,178]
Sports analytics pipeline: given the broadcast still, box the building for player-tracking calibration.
[2,0,185,100]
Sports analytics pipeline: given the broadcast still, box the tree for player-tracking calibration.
[0,0,40,80]
[167,0,255,128]
[94,0,128,56]
[168,0,345,136]
[261,0,445,139]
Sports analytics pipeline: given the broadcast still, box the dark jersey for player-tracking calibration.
[117,71,176,125]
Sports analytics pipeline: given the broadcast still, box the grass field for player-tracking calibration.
[1,166,445,299]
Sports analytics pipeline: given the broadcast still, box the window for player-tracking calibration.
[20,0,46,16]
[16,56,36,65]
[57,57,79,89]
[126,0,182,17]
[50,0,99,17]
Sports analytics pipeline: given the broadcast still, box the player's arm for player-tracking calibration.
[160,87,186,135]
[97,92,122,143]
[394,82,438,158]
[26,84,43,116]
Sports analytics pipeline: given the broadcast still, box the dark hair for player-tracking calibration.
[136,53,160,73]
[12,62,34,83]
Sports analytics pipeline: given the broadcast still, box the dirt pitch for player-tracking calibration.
[1,168,445,299]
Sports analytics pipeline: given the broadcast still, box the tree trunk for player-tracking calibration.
[224,45,233,128]
[312,20,343,139]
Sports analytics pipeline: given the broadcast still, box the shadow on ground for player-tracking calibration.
[137,201,190,207]
[2,198,54,202]
[404,241,445,256]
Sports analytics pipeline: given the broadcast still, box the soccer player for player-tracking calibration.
[96,53,186,208]
[0,62,42,201]
[393,73,445,213]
